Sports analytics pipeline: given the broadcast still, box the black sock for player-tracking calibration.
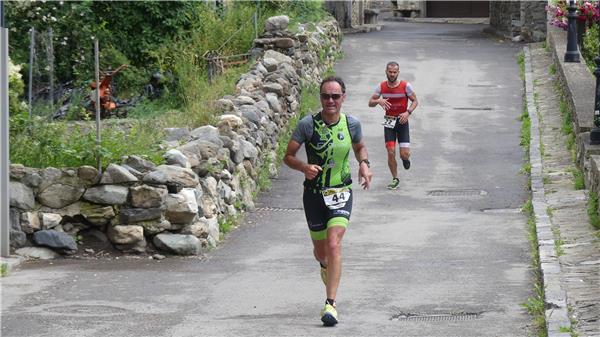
[320,262,327,269]
[326,298,336,306]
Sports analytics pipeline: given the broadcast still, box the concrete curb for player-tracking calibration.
[383,17,489,25]
[342,23,383,34]
[523,45,571,337]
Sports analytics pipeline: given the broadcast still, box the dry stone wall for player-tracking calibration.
[8,16,342,258]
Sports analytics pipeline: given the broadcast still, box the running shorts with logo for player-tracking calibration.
[303,187,353,241]
[384,119,410,148]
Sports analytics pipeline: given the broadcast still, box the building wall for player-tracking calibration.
[520,1,548,42]
[490,1,521,36]
[490,1,547,42]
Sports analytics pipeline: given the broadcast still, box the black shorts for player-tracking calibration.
[384,119,410,146]
[303,187,353,240]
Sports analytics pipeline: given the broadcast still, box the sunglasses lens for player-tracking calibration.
[320,93,342,100]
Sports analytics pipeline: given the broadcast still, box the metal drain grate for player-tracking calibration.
[44,304,129,317]
[427,189,487,197]
[452,107,493,110]
[482,208,522,214]
[254,207,303,212]
[391,312,482,322]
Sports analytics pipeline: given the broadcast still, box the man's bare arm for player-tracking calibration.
[284,140,322,180]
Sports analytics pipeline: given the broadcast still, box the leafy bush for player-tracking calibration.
[582,24,599,72]
[8,59,27,116]
[7,0,332,169]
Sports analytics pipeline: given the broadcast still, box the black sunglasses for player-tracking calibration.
[320,93,343,100]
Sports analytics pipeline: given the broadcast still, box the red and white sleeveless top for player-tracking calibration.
[376,81,409,117]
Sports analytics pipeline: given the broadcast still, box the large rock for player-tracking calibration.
[83,185,129,205]
[190,125,224,147]
[164,149,190,169]
[15,247,59,260]
[20,211,40,234]
[240,139,259,162]
[136,219,171,236]
[33,230,77,254]
[119,208,162,224]
[37,183,85,209]
[264,15,289,32]
[10,230,27,249]
[205,217,220,244]
[264,49,293,65]
[262,82,284,96]
[218,114,244,131]
[40,212,62,229]
[164,127,191,142]
[100,164,139,184]
[78,166,100,185]
[153,234,201,256]
[165,189,198,224]
[80,203,116,226]
[122,155,157,173]
[9,181,35,210]
[180,218,210,238]
[130,185,167,208]
[143,165,200,188]
[265,93,282,113]
[107,225,144,245]
[9,209,27,248]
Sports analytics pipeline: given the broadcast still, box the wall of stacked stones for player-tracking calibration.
[8,16,342,258]
[489,1,546,42]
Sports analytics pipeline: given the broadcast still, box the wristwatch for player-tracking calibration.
[359,159,370,168]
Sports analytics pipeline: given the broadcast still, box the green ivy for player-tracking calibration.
[582,24,599,73]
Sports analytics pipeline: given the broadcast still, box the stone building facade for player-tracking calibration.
[489,1,547,42]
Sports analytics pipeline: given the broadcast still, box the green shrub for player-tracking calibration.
[8,59,26,116]
[582,24,598,73]
[9,116,164,168]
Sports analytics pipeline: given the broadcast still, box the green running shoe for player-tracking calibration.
[387,178,400,190]
[320,266,327,286]
[320,303,338,326]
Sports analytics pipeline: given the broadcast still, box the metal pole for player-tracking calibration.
[1,0,11,257]
[254,2,258,40]
[28,27,34,119]
[94,38,101,173]
[47,27,54,113]
[564,0,580,63]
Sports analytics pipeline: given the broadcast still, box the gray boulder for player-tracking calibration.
[9,181,35,210]
[83,185,129,205]
[153,234,201,256]
[33,230,77,254]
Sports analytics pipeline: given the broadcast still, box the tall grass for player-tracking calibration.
[10,113,164,168]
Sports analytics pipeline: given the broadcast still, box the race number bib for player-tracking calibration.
[382,116,397,129]
[322,187,350,210]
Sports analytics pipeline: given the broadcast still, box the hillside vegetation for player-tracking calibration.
[7,0,330,168]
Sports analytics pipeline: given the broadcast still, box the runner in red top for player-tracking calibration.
[368,62,419,190]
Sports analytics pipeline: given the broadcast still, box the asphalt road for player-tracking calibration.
[1,22,532,337]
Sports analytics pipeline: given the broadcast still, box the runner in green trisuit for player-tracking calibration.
[284,76,372,326]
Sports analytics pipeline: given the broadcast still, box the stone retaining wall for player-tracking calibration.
[8,16,342,258]
[546,24,600,195]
